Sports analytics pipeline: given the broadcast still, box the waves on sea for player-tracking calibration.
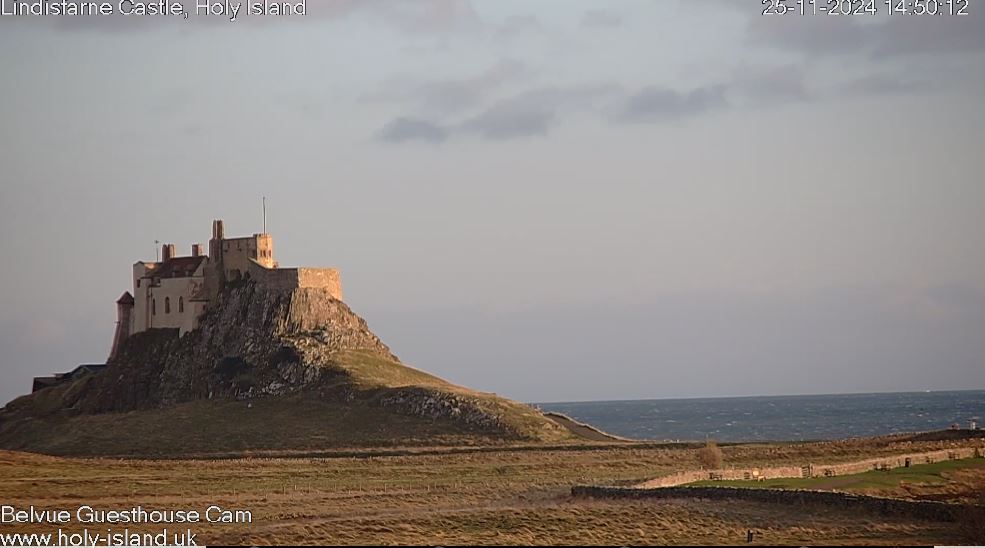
[537,390,985,442]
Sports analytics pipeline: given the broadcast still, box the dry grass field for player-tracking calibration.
[2,434,982,545]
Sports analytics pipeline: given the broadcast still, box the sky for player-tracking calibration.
[1,0,984,406]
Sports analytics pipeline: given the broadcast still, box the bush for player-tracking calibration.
[698,439,724,469]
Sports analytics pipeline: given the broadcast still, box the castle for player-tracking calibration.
[108,219,343,359]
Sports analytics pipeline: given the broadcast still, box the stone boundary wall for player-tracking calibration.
[636,447,983,488]
[571,485,972,522]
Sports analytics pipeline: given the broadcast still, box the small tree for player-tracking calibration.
[698,439,724,470]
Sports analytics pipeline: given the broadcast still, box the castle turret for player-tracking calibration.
[109,291,135,360]
[205,220,227,301]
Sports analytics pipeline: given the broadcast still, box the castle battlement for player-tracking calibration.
[108,219,343,359]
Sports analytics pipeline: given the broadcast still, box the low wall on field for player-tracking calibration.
[572,485,972,523]
[636,447,983,488]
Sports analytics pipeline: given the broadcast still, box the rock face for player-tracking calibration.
[1,283,569,448]
[105,283,397,409]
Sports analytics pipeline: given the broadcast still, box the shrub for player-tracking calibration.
[698,439,724,469]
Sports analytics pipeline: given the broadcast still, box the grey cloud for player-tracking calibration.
[376,64,814,143]
[376,117,448,144]
[617,85,728,123]
[871,13,985,57]
[458,98,556,140]
[366,59,529,117]
[841,72,935,96]
[460,85,618,140]
[378,84,621,143]
[419,60,527,114]
[581,9,622,29]
[730,65,810,104]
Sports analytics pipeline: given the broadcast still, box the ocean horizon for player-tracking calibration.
[536,389,985,443]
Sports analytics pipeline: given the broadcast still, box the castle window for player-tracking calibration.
[137,279,141,288]
[165,297,171,314]
[152,299,156,316]
[178,297,184,313]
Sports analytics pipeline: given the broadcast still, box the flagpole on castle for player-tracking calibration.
[262,196,267,234]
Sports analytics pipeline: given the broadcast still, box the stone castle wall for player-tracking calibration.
[297,268,343,299]
[246,261,343,300]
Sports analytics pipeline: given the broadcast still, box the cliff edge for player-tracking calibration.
[0,283,571,456]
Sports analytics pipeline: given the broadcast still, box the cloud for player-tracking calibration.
[840,72,935,96]
[458,97,557,140]
[375,64,815,143]
[366,59,529,117]
[730,64,810,104]
[617,85,728,123]
[459,85,617,140]
[871,13,985,57]
[377,84,620,143]
[581,9,622,29]
[376,117,448,144]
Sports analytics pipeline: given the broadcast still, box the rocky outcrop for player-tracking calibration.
[66,283,395,412]
[379,387,512,431]
[1,283,570,446]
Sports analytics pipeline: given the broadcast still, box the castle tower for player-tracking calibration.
[109,291,134,361]
[204,219,226,301]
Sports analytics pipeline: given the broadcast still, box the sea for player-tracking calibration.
[537,390,985,442]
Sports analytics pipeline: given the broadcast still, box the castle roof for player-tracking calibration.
[117,291,134,305]
[150,256,206,279]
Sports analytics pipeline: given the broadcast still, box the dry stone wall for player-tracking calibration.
[636,447,982,488]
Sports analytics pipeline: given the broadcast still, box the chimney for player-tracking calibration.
[162,243,176,262]
[192,244,205,257]
[212,219,225,240]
